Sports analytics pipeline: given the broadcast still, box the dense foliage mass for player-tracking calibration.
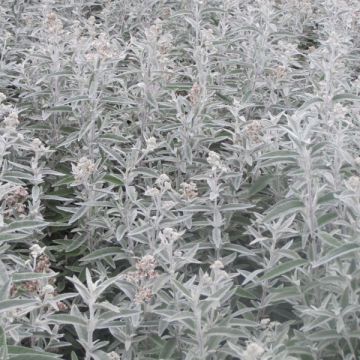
[0,0,360,359]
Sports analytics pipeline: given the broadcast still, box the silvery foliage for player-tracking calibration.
[0,0,359,359]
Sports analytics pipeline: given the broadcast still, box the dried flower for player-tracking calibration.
[134,287,153,304]
[46,12,63,34]
[189,83,202,105]
[146,18,163,41]
[180,181,198,200]
[158,34,173,54]
[57,301,68,311]
[35,254,51,273]
[244,120,264,144]
[136,255,157,277]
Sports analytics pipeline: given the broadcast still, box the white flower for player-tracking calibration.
[41,284,55,295]
[144,187,160,197]
[174,250,183,257]
[144,136,158,152]
[72,157,96,184]
[30,244,46,258]
[243,342,264,360]
[3,111,19,129]
[159,227,185,244]
[155,174,171,190]
[206,151,227,172]
[31,138,46,153]
[210,260,224,269]
[201,28,215,50]
[107,351,121,360]
[345,176,360,192]
[202,272,212,285]
[162,200,176,210]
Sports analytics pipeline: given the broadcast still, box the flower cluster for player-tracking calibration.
[345,175,360,192]
[86,32,115,61]
[144,136,158,153]
[189,83,202,105]
[159,227,185,244]
[3,111,19,130]
[145,173,172,196]
[4,186,28,218]
[72,157,96,185]
[244,120,264,144]
[124,255,158,305]
[243,342,265,360]
[46,12,63,34]
[180,181,198,200]
[206,151,228,172]
[107,351,121,360]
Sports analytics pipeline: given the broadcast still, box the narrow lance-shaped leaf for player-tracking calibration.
[259,259,307,282]
[313,243,360,268]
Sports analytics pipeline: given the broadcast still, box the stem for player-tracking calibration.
[85,300,95,360]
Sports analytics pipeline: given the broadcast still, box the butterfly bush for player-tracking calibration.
[0,0,360,359]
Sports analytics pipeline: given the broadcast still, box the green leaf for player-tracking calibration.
[0,233,28,243]
[297,97,323,112]
[9,355,60,360]
[248,175,273,196]
[317,212,337,227]
[172,280,192,301]
[0,326,7,360]
[68,206,88,225]
[47,314,87,326]
[206,327,246,338]
[71,352,79,360]
[103,174,123,186]
[46,105,72,112]
[159,339,176,359]
[259,150,298,164]
[220,203,254,212]
[0,299,38,313]
[259,259,307,281]
[313,243,360,268]
[263,199,303,222]
[13,272,57,283]
[332,93,360,102]
[8,346,61,358]
[4,220,48,233]
[80,247,125,262]
[180,205,212,212]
